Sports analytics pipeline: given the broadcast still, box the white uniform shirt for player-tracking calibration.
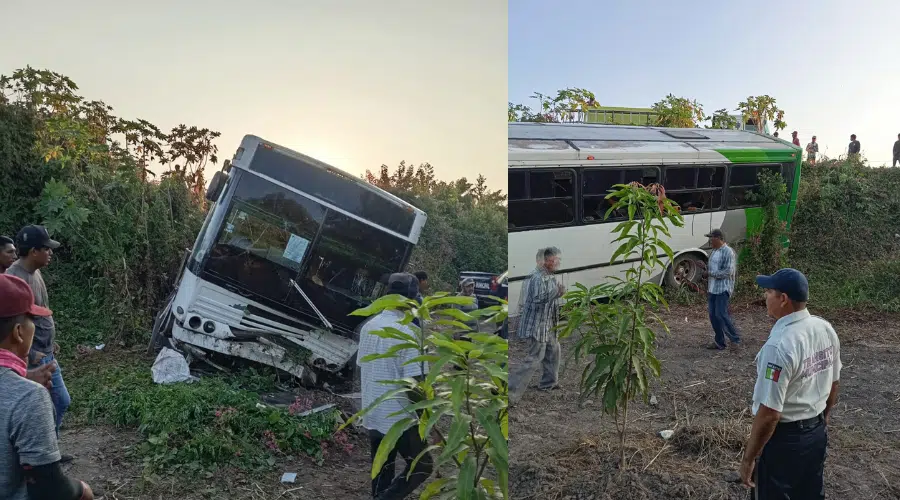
[357,310,427,435]
[752,309,842,422]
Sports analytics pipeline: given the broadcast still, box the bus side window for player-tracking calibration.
[582,167,659,223]
[727,164,783,208]
[508,169,576,230]
[664,166,725,213]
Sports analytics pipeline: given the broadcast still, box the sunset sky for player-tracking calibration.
[1,0,507,190]
[511,0,900,165]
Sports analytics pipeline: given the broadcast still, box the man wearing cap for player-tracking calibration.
[703,229,741,350]
[6,225,71,448]
[455,277,480,333]
[0,274,94,500]
[806,136,819,165]
[740,268,841,499]
[509,246,566,404]
[358,273,433,499]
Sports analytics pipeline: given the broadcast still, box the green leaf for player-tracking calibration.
[406,444,442,480]
[437,414,471,468]
[338,386,408,431]
[370,417,415,479]
[350,294,413,317]
[424,295,477,308]
[359,342,419,363]
[420,477,451,499]
[476,408,507,469]
[458,455,477,500]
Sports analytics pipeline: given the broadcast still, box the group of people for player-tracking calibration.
[510,231,843,499]
[0,225,94,499]
[781,130,898,165]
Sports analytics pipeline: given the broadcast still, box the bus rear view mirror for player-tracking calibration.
[205,171,228,202]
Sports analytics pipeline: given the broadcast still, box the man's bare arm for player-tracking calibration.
[824,381,840,425]
[742,405,781,464]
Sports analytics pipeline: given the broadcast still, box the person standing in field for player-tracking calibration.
[509,246,566,405]
[0,236,16,274]
[791,131,800,147]
[455,277,480,333]
[358,273,433,499]
[893,133,900,167]
[413,271,428,303]
[740,269,841,500]
[848,134,861,159]
[5,225,72,463]
[805,136,819,165]
[703,229,741,350]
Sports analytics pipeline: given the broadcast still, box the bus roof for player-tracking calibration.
[509,122,799,163]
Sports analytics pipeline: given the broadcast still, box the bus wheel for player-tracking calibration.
[665,254,704,289]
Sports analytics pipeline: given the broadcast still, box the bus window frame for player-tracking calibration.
[580,165,661,224]
[508,167,578,232]
[662,164,727,215]
[725,163,789,210]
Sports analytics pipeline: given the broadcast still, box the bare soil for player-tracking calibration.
[510,303,900,500]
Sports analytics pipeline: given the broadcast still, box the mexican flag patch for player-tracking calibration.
[765,363,783,382]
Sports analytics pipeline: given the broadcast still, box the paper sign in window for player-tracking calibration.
[283,234,311,264]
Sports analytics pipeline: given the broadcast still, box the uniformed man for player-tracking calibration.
[740,268,842,499]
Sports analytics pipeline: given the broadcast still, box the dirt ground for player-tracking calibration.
[510,303,900,500]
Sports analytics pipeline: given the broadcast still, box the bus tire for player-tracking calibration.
[665,253,705,289]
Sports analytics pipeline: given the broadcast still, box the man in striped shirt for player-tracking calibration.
[509,247,566,405]
[704,229,742,350]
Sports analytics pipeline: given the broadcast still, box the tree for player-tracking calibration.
[364,162,508,291]
[651,94,705,128]
[737,95,787,134]
[343,293,509,499]
[509,88,600,123]
[558,181,683,468]
[708,108,739,130]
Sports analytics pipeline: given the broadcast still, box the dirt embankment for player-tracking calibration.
[510,304,900,500]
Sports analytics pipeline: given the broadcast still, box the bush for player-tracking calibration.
[789,158,900,310]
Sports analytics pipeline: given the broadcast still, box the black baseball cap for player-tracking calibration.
[704,228,725,239]
[387,273,419,300]
[15,225,60,251]
[755,268,809,302]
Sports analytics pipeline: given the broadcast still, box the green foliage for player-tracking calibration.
[558,182,683,467]
[708,108,739,130]
[651,94,705,128]
[789,158,900,310]
[736,170,790,286]
[365,163,508,291]
[508,88,599,123]
[737,95,786,133]
[342,292,509,499]
[0,67,209,347]
[67,356,343,473]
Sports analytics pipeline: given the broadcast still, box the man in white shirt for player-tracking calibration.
[358,273,433,499]
[740,268,841,500]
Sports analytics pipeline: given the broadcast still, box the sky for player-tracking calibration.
[1,0,507,190]
[510,0,900,165]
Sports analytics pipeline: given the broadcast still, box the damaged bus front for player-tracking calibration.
[150,135,427,383]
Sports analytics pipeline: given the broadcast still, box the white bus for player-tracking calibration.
[150,135,427,383]
[507,122,801,315]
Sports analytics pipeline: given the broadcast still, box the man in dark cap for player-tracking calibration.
[703,229,741,350]
[5,225,72,463]
[740,269,842,500]
[357,273,432,499]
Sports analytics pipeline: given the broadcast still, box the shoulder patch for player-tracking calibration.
[765,362,783,382]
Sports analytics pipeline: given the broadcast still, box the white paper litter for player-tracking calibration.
[281,472,297,483]
[151,347,198,384]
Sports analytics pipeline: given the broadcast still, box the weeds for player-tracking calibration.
[67,354,345,474]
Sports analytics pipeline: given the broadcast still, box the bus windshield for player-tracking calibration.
[201,169,411,334]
